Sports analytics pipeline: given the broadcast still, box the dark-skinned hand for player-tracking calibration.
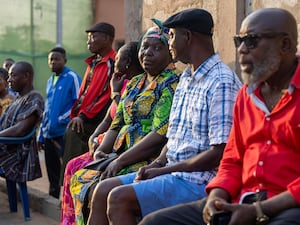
[100,159,122,180]
[110,72,126,92]
[134,165,165,182]
[203,198,256,225]
[67,116,84,133]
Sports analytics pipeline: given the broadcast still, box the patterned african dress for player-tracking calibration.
[70,65,180,225]
[0,90,44,182]
[0,96,13,116]
[61,80,129,225]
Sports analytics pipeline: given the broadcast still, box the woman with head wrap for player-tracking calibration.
[60,41,144,225]
[69,21,180,225]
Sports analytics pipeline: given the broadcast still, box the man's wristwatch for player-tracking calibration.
[253,201,269,225]
[111,91,120,100]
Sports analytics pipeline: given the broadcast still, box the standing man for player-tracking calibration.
[86,9,242,225]
[139,8,300,225]
[38,47,81,199]
[2,58,15,71]
[61,22,116,182]
[2,58,17,96]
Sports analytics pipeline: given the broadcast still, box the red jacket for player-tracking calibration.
[71,49,116,120]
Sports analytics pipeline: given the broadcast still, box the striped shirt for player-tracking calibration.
[166,53,242,185]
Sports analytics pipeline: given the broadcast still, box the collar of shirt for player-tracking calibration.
[182,53,222,81]
[85,49,116,66]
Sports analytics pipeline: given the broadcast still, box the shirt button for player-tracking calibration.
[253,171,256,177]
[258,161,264,166]
[267,140,271,145]
[256,188,260,192]
[259,183,263,188]
[266,117,270,121]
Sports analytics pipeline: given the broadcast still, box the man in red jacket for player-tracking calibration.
[61,22,116,182]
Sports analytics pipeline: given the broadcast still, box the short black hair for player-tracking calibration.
[126,41,144,74]
[16,61,34,77]
[0,67,9,80]
[4,58,15,63]
[49,47,66,57]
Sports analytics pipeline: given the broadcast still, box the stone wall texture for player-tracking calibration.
[126,0,300,72]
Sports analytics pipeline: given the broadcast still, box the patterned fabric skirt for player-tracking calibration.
[60,152,93,225]
[70,168,100,225]
[60,132,108,225]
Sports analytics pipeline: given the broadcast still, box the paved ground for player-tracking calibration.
[0,151,60,225]
[0,191,59,225]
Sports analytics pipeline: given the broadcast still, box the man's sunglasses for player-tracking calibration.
[233,32,287,49]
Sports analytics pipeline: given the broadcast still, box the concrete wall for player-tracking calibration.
[125,0,300,73]
[124,0,143,43]
[249,0,300,52]
[134,0,240,71]
[93,0,125,49]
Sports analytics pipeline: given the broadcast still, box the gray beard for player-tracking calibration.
[241,49,281,85]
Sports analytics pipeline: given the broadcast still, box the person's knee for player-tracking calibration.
[91,180,110,202]
[92,178,123,204]
[107,185,136,221]
[108,185,134,209]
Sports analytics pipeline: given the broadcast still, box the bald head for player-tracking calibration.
[242,8,298,52]
[236,8,299,86]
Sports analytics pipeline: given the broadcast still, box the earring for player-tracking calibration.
[125,64,130,69]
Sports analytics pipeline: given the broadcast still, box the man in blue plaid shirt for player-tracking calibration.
[86,8,242,225]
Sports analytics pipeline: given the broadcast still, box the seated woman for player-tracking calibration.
[0,68,14,115]
[61,41,144,225]
[70,23,180,224]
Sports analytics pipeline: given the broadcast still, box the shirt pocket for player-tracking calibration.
[286,119,300,149]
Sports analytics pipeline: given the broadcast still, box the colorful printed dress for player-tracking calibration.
[70,66,179,225]
[0,97,13,116]
[61,79,128,225]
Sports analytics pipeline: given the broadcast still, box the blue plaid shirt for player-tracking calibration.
[166,53,242,185]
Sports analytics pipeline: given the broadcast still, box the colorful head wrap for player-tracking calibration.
[141,18,169,46]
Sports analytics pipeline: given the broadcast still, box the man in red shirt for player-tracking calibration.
[139,8,300,225]
[61,22,116,182]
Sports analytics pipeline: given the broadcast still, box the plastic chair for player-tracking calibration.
[0,129,36,221]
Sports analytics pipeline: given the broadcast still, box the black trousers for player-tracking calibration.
[44,137,64,199]
[60,121,98,185]
[139,198,300,225]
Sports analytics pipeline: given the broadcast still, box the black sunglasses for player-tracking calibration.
[233,32,287,49]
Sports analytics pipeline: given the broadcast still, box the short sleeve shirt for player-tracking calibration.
[166,53,242,185]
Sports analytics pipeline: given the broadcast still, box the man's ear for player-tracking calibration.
[185,30,193,44]
[24,71,31,81]
[281,36,292,53]
[24,72,29,79]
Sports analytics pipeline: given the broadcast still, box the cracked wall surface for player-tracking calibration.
[126,0,300,73]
